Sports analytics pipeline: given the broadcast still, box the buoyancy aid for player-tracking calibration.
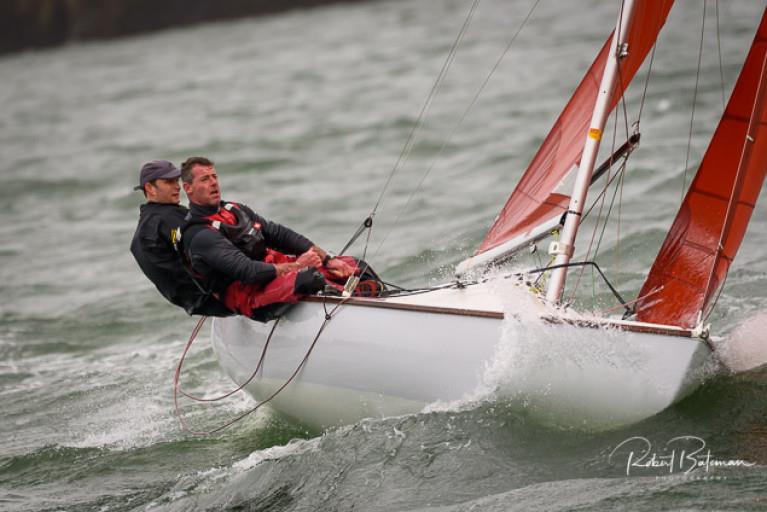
[177,202,295,313]
[185,202,268,260]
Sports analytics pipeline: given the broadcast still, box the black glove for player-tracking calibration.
[294,268,327,295]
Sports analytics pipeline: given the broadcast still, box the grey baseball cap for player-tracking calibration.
[134,160,181,191]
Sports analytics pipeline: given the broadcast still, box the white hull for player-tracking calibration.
[211,281,715,430]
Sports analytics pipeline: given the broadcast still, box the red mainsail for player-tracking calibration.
[636,8,767,328]
[477,0,674,254]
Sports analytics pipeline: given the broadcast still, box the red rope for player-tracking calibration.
[173,297,350,436]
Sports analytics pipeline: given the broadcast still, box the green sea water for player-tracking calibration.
[1,0,767,510]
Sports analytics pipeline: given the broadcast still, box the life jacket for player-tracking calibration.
[184,202,268,261]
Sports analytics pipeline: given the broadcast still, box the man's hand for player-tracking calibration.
[296,250,322,269]
[275,250,322,276]
[325,257,355,279]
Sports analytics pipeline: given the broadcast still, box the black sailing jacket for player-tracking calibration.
[182,201,314,296]
[130,202,231,316]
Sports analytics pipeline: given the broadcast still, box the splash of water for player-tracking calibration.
[458,274,716,430]
[717,309,767,373]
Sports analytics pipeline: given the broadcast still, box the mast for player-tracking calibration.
[545,0,639,303]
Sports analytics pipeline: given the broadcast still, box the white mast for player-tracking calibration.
[546,0,639,303]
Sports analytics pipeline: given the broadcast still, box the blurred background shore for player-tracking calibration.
[0,0,375,55]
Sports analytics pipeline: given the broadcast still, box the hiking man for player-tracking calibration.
[179,156,356,319]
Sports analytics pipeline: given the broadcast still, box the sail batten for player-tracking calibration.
[475,0,675,260]
[636,8,767,328]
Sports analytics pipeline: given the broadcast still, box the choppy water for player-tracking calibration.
[2,0,767,510]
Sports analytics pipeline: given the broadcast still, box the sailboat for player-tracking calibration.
[209,0,767,430]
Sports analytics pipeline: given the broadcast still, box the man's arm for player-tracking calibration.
[240,205,314,256]
[189,228,277,286]
[237,204,353,279]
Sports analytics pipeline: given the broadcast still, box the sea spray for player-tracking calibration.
[471,274,717,430]
[717,309,767,373]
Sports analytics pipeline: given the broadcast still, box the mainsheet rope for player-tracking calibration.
[173,296,352,436]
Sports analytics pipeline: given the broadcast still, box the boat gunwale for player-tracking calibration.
[301,295,704,341]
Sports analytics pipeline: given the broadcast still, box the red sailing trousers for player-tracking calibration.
[223,250,359,317]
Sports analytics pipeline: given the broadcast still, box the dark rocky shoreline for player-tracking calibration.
[0,0,373,55]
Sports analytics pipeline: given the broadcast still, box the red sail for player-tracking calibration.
[478,0,674,254]
[636,8,767,328]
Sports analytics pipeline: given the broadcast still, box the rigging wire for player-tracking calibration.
[174,0,485,428]
[338,0,482,257]
[567,99,625,305]
[580,158,628,223]
[566,0,630,305]
[716,0,726,111]
[185,3,490,435]
[368,0,543,259]
[635,38,659,125]
[681,0,707,201]
[591,162,627,292]
[586,92,632,305]
[368,0,482,220]
[567,1,667,307]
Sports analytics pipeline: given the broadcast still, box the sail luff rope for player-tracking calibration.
[699,0,755,325]
[369,0,543,260]
[682,0,707,201]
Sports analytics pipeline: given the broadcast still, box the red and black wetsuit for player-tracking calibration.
[182,201,320,318]
[130,202,232,316]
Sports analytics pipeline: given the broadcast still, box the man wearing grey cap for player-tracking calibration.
[130,160,230,316]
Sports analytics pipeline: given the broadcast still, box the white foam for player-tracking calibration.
[232,436,322,472]
[422,275,546,414]
[717,309,767,373]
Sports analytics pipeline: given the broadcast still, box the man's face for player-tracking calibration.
[145,177,181,205]
[183,165,221,207]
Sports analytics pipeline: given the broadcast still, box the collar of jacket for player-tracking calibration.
[189,201,226,218]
